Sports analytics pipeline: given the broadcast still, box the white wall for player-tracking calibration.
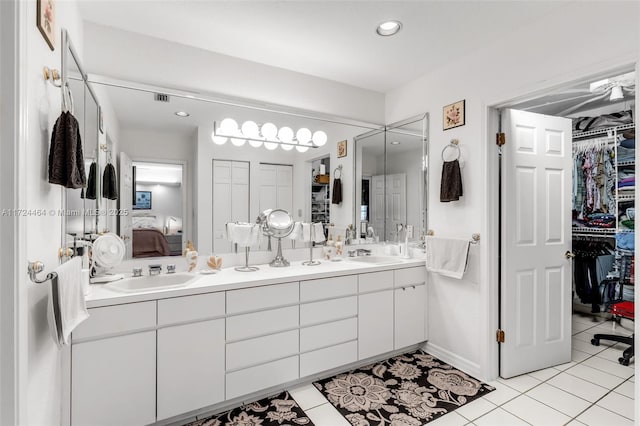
[20,1,84,425]
[135,183,183,232]
[385,2,639,379]
[83,23,385,124]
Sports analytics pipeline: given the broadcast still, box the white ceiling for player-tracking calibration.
[77,1,567,93]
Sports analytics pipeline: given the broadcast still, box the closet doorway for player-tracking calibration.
[493,67,636,379]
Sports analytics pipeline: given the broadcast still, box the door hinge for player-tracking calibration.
[496,133,506,147]
[496,329,505,343]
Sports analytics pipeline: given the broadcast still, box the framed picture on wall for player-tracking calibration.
[37,0,56,51]
[443,99,465,130]
[133,191,152,210]
[337,140,348,158]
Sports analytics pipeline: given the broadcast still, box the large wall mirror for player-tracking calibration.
[354,114,428,243]
[86,79,380,259]
[62,30,101,250]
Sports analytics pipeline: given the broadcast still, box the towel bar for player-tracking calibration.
[426,230,480,244]
[28,261,58,284]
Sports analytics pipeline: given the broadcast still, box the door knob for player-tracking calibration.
[564,251,575,259]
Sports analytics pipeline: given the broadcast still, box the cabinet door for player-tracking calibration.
[394,285,426,349]
[157,319,225,420]
[72,332,155,426]
[358,290,394,360]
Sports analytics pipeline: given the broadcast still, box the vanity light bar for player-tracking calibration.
[211,120,327,151]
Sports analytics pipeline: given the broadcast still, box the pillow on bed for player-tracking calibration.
[132,216,158,229]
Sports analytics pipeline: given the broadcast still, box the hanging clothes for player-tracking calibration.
[102,163,118,200]
[48,111,87,189]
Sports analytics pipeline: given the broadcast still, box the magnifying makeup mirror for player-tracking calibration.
[260,209,294,267]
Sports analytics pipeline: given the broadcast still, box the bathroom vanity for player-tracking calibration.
[69,259,427,426]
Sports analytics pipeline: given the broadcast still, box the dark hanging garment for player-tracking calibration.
[102,163,118,200]
[48,111,87,189]
[82,162,97,200]
[331,178,342,204]
[440,159,463,202]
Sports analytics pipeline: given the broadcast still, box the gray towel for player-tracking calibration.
[440,160,463,202]
[48,111,87,189]
[332,178,342,204]
[102,163,118,200]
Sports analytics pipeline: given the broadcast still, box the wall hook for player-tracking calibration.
[43,66,62,88]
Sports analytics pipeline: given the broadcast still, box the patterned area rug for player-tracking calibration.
[185,391,314,426]
[313,350,494,425]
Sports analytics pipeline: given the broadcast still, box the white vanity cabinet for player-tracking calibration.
[358,270,394,360]
[225,282,300,399]
[394,267,427,349]
[71,302,157,426]
[156,293,226,421]
[299,275,358,376]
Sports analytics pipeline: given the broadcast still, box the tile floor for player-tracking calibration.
[288,313,635,426]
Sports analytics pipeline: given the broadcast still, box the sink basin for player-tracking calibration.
[348,256,405,265]
[105,273,197,293]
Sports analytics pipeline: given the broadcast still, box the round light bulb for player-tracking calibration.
[312,130,328,146]
[296,145,310,153]
[296,128,312,145]
[278,126,294,143]
[280,142,294,151]
[249,139,263,148]
[230,130,246,147]
[220,118,238,134]
[261,122,278,140]
[264,141,278,150]
[241,120,259,138]
[211,131,228,145]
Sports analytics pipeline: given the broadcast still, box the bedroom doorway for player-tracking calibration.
[120,158,186,258]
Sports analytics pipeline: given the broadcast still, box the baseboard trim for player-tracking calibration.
[421,341,483,380]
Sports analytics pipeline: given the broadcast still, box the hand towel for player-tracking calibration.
[102,163,118,200]
[227,223,259,247]
[313,223,326,243]
[300,223,312,242]
[47,257,89,346]
[287,222,303,240]
[81,162,97,200]
[332,178,342,204]
[440,159,463,202]
[425,236,470,279]
[48,111,87,189]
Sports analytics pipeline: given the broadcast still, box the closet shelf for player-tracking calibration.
[572,227,616,236]
[618,194,635,201]
[572,123,635,140]
[617,160,635,167]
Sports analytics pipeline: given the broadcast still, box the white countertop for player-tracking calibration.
[85,256,426,308]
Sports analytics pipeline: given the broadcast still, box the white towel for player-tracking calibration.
[226,223,259,247]
[47,257,89,346]
[313,223,326,243]
[287,222,303,240]
[425,236,470,279]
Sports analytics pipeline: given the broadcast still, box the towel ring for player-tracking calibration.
[441,139,461,162]
[334,165,343,179]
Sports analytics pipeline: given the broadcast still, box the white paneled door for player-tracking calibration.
[259,163,293,249]
[213,160,249,252]
[501,109,572,378]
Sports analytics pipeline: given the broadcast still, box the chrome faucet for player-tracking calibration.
[149,264,162,276]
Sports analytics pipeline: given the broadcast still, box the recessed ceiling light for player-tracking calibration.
[376,20,402,37]
[390,141,401,145]
[174,111,190,117]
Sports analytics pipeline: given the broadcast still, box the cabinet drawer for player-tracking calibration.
[227,330,298,371]
[158,292,225,326]
[395,266,427,288]
[227,306,298,341]
[300,341,358,377]
[300,317,357,352]
[226,356,299,400]
[300,296,357,326]
[73,301,156,341]
[227,282,298,314]
[300,275,357,302]
[359,270,394,293]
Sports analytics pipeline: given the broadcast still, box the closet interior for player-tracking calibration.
[510,69,635,325]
